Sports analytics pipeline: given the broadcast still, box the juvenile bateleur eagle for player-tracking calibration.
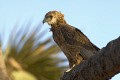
[43,11,100,72]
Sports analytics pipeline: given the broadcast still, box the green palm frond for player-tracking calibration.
[3,22,67,80]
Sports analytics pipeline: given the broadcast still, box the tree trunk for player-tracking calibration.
[0,47,11,80]
[61,36,120,80]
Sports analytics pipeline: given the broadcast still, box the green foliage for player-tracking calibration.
[3,23,67,80]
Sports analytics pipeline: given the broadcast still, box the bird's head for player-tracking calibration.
[43,11,65,25]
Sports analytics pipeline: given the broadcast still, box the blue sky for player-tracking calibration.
[0,0,120,79]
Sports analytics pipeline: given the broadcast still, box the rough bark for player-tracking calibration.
[0,47,11,80]
[61,36,120,80]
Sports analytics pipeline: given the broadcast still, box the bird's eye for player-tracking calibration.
[46,15,52,19]
[49,15,53,18]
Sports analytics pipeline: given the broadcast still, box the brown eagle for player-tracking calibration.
[43,11,100,71]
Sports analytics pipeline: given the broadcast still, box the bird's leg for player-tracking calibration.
[65,64,75,72]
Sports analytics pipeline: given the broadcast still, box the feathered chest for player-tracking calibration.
[52,29,66,46]
[51,26,75,47]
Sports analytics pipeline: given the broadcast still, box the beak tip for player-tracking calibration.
[43,18,46,24]
[43,20,45,24]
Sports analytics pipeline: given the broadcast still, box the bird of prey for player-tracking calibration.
[43,11,100,71]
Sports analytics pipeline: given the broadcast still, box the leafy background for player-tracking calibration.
[1,23,67,80]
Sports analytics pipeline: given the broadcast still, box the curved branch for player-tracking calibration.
[61,36,120,80]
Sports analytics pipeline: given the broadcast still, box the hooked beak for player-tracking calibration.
[43,18,47,24]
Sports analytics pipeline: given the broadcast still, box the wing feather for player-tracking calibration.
[60,24,100,52]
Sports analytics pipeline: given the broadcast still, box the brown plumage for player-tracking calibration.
[43,11,100,70]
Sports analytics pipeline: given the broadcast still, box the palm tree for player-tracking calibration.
[2,22,67,80]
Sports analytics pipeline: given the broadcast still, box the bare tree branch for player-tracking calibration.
[61,36,120,80]
[0,47,11,80]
